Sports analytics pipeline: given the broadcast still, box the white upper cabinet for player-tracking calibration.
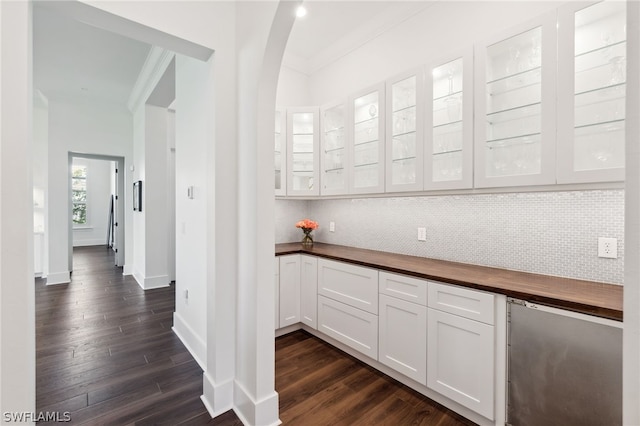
[385,69,424,192]
[557,1,627,183]
[287,107,320,196]
[474,12,558,188]
[320,101,349,195]
[349,83,386,194]
[425,50,474,190]
[274,109,286,196]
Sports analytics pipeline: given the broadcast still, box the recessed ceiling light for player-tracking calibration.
[296,6,307,18]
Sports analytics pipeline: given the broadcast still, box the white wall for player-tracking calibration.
[167,110,176,282]
[33,95,49,276]
[47,98,133,283]
[72,158,113,247]
[276,65,311,107]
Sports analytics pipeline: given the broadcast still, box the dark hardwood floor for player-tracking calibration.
[36,246,214,425]
[36,246,474,425]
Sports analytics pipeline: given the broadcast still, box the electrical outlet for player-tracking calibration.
[598,237,618,259]
[417,227,427,241]
[329,221,335,232]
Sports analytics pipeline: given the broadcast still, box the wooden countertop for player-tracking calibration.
[276,242,623,321]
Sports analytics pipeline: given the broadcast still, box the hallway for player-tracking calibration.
[35,246,226,425]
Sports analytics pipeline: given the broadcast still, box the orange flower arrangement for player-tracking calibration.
[296,219,318,247]
[295,219,319,231]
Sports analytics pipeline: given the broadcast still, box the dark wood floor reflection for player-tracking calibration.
[37,246,473,425]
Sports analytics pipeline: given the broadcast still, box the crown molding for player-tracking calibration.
[127,47,175,112]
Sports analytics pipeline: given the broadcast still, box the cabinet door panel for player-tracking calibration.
[474,12,557,188]
[425,49,474,190]
[556,1,627,183]
[427,308,494,420]
[378,294,427,385]
[274,257,280,330]
[287,107,320,196]
[279,255,300,328]
[318,295,378,359]
[318,259,378,314]
[300,255,318,329]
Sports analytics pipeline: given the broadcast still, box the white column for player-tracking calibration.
[624,1,640,424]
[234,2,299,425]
[0,0,36,417]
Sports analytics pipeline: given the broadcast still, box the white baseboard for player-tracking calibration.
[172,312,206,370]
[201,373,234,419]
[233,381,281,426]
[72,240,107,247]
[46,271,70,285]
[122,264,133,276]
[133,272,170,290]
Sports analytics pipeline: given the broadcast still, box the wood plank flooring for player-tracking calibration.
[36,246,215,425]
[36,246,474,425]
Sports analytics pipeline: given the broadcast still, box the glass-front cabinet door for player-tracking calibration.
[474,13,557,188]
[425,50,473,190]
[320,101,349,195]
[349,84,385,194]
[385,69,424,193]
[557,1,627,183]
[275,109,286,196]
[287,107,319,196]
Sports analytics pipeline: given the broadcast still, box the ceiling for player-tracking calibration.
[33,4,151,106]
[32,1,432,105]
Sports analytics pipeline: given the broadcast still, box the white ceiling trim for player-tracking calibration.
[283,2,435,76]
[127,47,175,112]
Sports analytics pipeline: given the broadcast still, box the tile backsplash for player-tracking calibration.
[275,190,624,285]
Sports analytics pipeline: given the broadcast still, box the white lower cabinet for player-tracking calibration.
[279,255,301,328]
[300,255,318,329]
[378,293,427,385]
[427,307,495,420]
[317,295,378,360]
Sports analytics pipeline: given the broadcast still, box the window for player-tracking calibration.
[72,165,87,225]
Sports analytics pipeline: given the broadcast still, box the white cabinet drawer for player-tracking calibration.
[317,259,378,314]
[428,281,494,325]
[317,295,378,360]
[379,271,428,306]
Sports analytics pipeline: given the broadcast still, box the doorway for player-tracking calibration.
[69,153,125,272]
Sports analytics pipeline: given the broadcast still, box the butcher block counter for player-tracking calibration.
[275,242,623,321]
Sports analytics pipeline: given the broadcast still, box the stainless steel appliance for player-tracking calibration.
[507,299,622,426]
